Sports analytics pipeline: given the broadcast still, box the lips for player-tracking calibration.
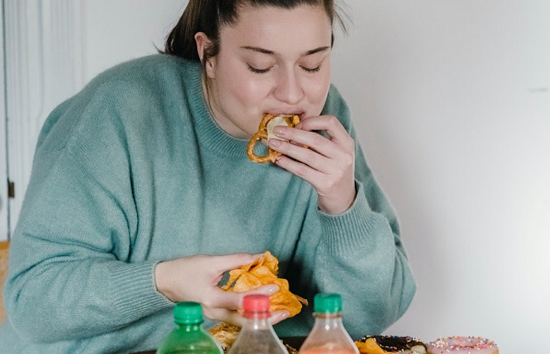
[266,111,306,120]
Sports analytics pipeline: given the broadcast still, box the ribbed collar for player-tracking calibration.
[181,59,253,159]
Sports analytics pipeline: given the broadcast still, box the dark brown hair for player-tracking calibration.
[163,0,347,63]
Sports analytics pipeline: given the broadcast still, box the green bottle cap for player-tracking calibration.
[173,302,204,324]
[314,293,342,313]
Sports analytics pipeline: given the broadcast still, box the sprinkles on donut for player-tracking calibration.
[427,336,498,354]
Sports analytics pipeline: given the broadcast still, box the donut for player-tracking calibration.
[355,335,427,354]
[427,336,498,354]
[247,113,300,163]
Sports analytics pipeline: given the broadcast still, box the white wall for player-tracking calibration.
[330,0,550,350]
[3,0,549,351]
[0,1,8,239]
[82,0,186,82]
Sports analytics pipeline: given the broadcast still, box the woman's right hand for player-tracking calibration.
[154,253,289,326]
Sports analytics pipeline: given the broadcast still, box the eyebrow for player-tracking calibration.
[241,46,330,56]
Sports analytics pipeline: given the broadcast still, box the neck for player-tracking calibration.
[201,76,245,138]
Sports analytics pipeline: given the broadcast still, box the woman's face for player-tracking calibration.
[198,4,333,138]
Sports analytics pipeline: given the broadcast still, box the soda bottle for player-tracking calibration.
[228,294,289,354]
[156,302,223,354]
[299,293,359,354]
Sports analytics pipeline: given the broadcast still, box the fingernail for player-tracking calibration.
[273,126,284,135]
[267,285,279,294]
[269,139,281,148]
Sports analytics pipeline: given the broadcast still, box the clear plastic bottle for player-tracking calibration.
[228,294,289,354]
[299,293,359,354]
[156,302,223,354]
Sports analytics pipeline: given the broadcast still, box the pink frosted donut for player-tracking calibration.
[427,336,498,354]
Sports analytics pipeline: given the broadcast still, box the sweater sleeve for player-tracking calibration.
[4,79,172,343]
[276,86,416,339]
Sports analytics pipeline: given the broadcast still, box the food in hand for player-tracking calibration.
[221,251,307,317]
[247,113,300,163]
[355,335,427,354]
[427,336,498,354]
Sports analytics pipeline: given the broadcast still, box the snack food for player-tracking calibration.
[427,336,498,354]
[209,322,240,353]
[221,251,307,317]
[355,335,427,354]
[247,113,301,163]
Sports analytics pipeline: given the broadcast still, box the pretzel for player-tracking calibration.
[247,113,301,163]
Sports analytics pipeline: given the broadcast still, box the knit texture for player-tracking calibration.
[0,55,415,354]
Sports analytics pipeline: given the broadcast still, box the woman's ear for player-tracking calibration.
[195,32,216,79]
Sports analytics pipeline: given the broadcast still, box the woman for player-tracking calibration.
[0,0,416,353]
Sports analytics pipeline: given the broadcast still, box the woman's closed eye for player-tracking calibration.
[247,64,322,74]
[301,65,322,73]
[247,65,273,74]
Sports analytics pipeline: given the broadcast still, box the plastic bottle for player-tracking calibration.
[299,293,359,354]
[156,302,223,354]
[228,294,289,354]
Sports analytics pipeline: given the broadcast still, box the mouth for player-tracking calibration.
[266,111,306,120]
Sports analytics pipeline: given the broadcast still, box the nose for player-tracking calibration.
[273,68,305,105]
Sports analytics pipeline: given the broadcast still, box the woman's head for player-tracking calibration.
[165,1,345,138]
[164,0,344,62]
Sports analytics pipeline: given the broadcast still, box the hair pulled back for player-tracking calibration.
[163,0,346,63]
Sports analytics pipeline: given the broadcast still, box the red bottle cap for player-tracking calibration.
[242,294,270,318]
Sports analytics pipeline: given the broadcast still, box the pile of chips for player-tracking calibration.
[221,251,307,317]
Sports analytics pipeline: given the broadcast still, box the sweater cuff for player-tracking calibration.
[109,261,173,318]
[318,181,384,256]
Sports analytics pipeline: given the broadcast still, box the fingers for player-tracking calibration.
[270,310,290,325]
[210,252,263,274]
[268,115,354,169]
[298,115,353,147]
[268,115,356,214]
[209,283,280,311]
[296,115,354,155]
[270,126,335,161]
[157,252,292,328]
[203,306,248,327]
[203,308,289,328]
[202,284,284,327]
[246,284,280,296]
[209,288,243,310]
[270,138,330,174]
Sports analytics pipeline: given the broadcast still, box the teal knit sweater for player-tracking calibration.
[0,55,415,354]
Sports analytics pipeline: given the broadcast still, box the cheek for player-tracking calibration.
[306,71,332,106]
[216,60,268,107]
[231,76,268,106]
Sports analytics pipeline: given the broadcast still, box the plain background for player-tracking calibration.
[1,0,549,351]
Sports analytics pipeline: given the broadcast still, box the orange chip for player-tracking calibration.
[355,338,387,354]
[222,251,307,317]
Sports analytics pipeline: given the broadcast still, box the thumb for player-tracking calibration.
[269,310,290,325]
[245,284,280,296]
[212,284,280,311]
[210,287,244,310]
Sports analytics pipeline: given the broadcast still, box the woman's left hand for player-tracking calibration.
[268,114,356,215]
